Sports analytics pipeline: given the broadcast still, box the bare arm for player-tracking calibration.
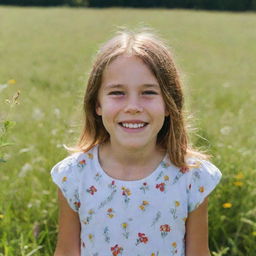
[185,197,211,256]
[53,189,81,256]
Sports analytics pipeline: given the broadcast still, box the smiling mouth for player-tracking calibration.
[119,122,148,129]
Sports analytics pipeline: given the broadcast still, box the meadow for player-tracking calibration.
[0,6,256,256]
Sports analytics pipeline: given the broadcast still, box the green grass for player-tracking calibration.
[0,6,256,256]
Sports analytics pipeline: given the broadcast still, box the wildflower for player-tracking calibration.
[0,214,4,219]
[252,231,256,236]
[223,203,232,208]
[7,79,16,85]
[235,173,244,180]
[233,181,243,187]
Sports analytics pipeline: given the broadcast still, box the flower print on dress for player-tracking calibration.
[111,244,123,256]
[155,170,164,181]
[171,242,178,255]
[155,182,166,192]
[160,224,171,238]
[77,159,86,168]
[172,171,185,185]
[161,160,170,169]
[139,200,149,211]
[121,222,129,239]
[136,233,149,245]
[98,189,117,209]
[62,176,67,182]
[107,208,115,218]
[87,185,97,195]
[82,209,95,225]
[151,211,161,226]
[151,253,159,256]
[121,186,131,204]
[72,189,80,211]
[87,152,93,159]
[156,174,170,193]
[170,201,180,220]
[88,233,94,243]
[94,172,102,182]
[140,182,149,193]
[104,226,110,243]
[108,180,117,190]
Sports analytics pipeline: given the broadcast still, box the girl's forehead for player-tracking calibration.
[101,55,159,87]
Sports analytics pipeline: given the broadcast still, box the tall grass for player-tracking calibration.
[0,6,255,255]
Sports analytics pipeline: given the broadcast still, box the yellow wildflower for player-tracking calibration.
[234,181,243,187]
[7,79,16,85]
[0,214,4,219]
[164,175,169,181]
[252,231,256,236]
[235,173,244,179]
[139,205,145,211]
[223,203,232,208]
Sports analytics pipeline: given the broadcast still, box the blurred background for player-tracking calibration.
[0,1,256,255]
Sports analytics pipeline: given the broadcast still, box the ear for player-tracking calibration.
[96,102,102,116]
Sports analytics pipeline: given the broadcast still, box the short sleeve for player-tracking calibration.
[50,154,82,212]
[187,160,222,213]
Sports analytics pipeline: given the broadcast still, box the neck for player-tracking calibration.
[98,141,166,181]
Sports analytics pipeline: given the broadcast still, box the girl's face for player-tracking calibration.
[96,55,168,151]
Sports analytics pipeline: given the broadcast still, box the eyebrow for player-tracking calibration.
[104,83,160,90]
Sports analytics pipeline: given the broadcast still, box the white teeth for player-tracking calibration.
[121,123,146,129]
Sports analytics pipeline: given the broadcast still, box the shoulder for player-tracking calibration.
[187,158,222,182]
[50,147,95,186]
[185,158,222,213]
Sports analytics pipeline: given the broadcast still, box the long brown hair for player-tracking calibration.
[67,29,209,168]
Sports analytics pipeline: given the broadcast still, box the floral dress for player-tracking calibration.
[50,144,222,256]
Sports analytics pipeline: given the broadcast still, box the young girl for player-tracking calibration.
[51,29,222,256]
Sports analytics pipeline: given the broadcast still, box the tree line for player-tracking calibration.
[1,0,256,11]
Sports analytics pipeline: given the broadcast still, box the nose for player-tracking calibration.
[123,95,143,114]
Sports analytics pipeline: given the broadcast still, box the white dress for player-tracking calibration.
[51,144,222,256]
